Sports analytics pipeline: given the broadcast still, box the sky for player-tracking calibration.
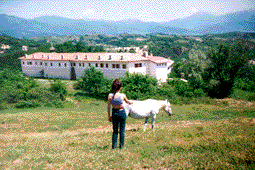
[0,0,254,22]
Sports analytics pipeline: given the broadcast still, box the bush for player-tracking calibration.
[0,84,24,103]
[156,83,175,99]
[0,102,9,110]
[167,79,194,98]
[234,78,255,92]
[76,67,111,94]
[49,80,68,101]
[15,100,41,108]
[120,72,158,100]
[193,88,206,97]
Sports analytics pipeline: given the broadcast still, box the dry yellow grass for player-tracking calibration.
[0,101,254,169]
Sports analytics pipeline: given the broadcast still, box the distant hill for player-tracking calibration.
[0,10,254,37]
[164,10,255,34]
[0,14,193,37]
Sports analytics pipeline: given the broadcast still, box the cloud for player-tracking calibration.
[138,11,154,22]
[83,9,95,15]
[139,11,150,17]
[191,8,198,13]
[183,8,199,15]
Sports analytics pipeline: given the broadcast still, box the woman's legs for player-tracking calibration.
[112,113,119,149]
[112,109,127,149]
[119,117,126,149]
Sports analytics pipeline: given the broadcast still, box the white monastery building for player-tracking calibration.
[19,52,174,82]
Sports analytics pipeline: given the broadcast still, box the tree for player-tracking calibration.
[75,42,84,52]
[78,67,110,94]
[129,48,135,53]
[120,72,158,100]
[203,40,253,98]
[179,48,209,89]
[49,80,67,101]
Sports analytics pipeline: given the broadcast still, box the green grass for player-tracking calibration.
[231,89,255,102]
[35,78,77,94]
[0,97,254,169]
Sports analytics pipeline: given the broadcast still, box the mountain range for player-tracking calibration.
[0,10,254,37]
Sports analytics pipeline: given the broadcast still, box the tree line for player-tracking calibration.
[75,39,254,103]
[0,69,68,110]
[0,38,254,110]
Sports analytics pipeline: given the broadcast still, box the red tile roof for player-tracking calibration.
[19,52,174,64]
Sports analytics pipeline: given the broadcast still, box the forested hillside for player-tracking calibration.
[1,32,255,71]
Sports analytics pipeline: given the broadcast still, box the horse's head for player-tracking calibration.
[164,99,172,116]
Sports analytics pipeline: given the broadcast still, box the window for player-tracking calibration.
[82,63,84,67]
[100,63,104,68]
[73,63,76,67]
[122,64,126,69]
[135,63,142,68]
[116,64,120,68]
[40,62,42,65]
[50,63,53,67]
[30,62,32,65]
[157,63,166,66]
[79,63,81,67]
[35,62,37,65]
[95,63,98,67]
[106,63,108,68]
[23,62,25,65]
[45,63,47,66]
[27,62,29,65]
[89,63,91,66]
[59,63,61,67]
[64,63,67,67]
[112,64,116,68]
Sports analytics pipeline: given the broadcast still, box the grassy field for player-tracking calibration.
[0,95,254,169]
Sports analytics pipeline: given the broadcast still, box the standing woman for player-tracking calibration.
[108,79,133,149]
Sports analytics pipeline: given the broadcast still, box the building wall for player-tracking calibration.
[21,59,170,82]
[70,61,148,79]
[147,62,156,78]
[21,60,45,78]
[21,60,71,79]
[74,62,129,79]
[128,61,147,75]
[155,63,168,82]
[44,61,71,79]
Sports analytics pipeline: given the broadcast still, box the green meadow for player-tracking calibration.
[0,94,254,169]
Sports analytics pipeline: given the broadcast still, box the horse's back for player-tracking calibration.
[126,99,159,119]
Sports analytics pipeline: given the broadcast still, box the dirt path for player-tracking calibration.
[0,121,203,139]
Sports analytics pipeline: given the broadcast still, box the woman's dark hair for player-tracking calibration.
[111,79,122,94]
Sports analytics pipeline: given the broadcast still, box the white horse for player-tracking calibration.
[123,99,172,131]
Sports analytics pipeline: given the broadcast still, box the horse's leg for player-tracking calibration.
[143,117,149,131]
[151,112,157,131]
[151,117,155,131]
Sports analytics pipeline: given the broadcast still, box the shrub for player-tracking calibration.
[49,80,68,101]
[0,102,8,110]
[248,94,255,101]
[193,88,206,97]
[0,84,24,103]
[156,83,175,99]
[120,72,158,100]
[15,100,41,108]
[76,67,111,94]
[234,78,255,92]
[168,79,194,98]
